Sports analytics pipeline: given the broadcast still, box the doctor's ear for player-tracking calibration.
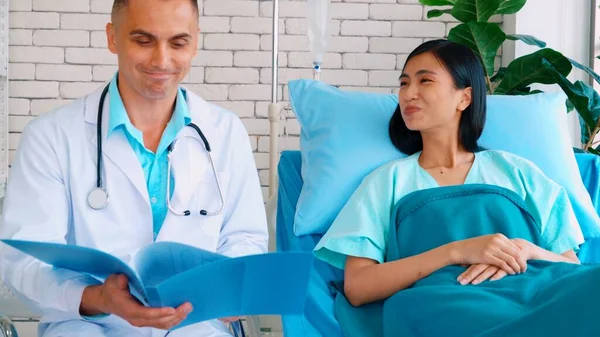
[106,23,118,54]
[194,27,201,56]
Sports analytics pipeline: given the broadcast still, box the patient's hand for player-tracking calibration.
[511,238,533,260]
[451,234,527,275]
[457,264,508,285]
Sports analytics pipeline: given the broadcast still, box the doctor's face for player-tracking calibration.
[106,0,199,100]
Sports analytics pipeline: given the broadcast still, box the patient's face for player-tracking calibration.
[398,52,465,132]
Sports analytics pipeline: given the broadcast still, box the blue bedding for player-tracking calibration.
[335,184,600,337]
[276,151,344,337]
[575,153,600,262]
[576,153,600,215]
[276,151,600,337]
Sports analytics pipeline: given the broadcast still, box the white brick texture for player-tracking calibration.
[32,0,90,13]
[8,0,503,193]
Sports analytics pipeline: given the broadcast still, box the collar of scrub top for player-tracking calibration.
[106,72,192,154]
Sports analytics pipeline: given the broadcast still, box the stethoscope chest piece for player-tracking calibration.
[88,188,109,210]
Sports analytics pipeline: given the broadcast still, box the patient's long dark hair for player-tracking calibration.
[388,39,487,155]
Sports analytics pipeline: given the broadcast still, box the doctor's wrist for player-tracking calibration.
[80,284,108,316]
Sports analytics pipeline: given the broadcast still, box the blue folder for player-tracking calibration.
[1,239,314,330]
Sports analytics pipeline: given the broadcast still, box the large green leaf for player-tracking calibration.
[495,48,571,94]
[571,81,600,126]
[576,81,600,131]
[427,9,453,18]
[452,0,500,23]
[419,0,456,6]
[579,114,591,145]
[589,148,600,156]
[568,57,600,85]
[495,0,526,14]
[566,98,575,113]
[447,22,505,78]
[542,58,600,134]
[510,88,544,96]
[490,67,506,82]
[506,34,546,48]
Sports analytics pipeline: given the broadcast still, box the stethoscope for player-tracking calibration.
[87,84,225,217]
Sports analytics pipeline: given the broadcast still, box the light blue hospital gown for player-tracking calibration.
[314,149,585,270]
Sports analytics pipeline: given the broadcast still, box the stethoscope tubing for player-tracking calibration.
[91,84,224,216]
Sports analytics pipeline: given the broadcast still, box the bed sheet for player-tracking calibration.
[575,153,600,215]
[275,151,344,337]
[575,153,600,263]
[275,151,600,337]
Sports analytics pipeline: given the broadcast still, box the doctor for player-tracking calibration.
[0,0,268,336]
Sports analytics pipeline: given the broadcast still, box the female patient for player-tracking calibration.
[313,39,584,307]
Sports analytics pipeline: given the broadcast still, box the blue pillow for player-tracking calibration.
[479,93,600,242]
[289,79,600,244]
[290,79,403,236]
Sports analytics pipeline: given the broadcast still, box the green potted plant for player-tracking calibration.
[420,0,600,154]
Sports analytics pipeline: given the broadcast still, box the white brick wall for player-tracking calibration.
[8,0,503,198]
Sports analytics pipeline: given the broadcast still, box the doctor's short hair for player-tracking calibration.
[388,39,487,156]
[112,0,199,18]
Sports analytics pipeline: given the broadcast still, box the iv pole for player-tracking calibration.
[268,0,280,198]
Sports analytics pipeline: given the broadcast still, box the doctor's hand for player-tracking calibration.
[450,234,527,276]
[80,274,193,330]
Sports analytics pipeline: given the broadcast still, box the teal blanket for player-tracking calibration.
[334,184,600,337]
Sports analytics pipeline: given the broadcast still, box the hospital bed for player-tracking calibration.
[269,149,600,337]
[260,4,600,337]
[2,0,600,336]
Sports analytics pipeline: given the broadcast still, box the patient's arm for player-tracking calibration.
[344,245,453,307]
[344,234,527,306]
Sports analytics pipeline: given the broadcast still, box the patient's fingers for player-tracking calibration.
[500,241,523,261]
[516,252,527,273]
[458,264,510,285]
[472,266,499,285]
[505,238,521,251]
[458,264,487,285]
[496,250,521,274]
[490,255,516,275]
[500,239,527,273]
[490,269,508,281]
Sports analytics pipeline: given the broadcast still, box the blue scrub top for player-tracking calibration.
[107,72,191,239]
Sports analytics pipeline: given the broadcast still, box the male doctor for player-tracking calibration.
[0,0,268,336]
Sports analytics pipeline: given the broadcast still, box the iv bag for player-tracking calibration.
[307,0,330,69]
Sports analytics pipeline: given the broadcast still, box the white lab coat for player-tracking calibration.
[0,85,269,337]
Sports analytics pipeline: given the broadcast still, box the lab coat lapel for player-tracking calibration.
[168,120,209,209]
[85,86,150,206]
